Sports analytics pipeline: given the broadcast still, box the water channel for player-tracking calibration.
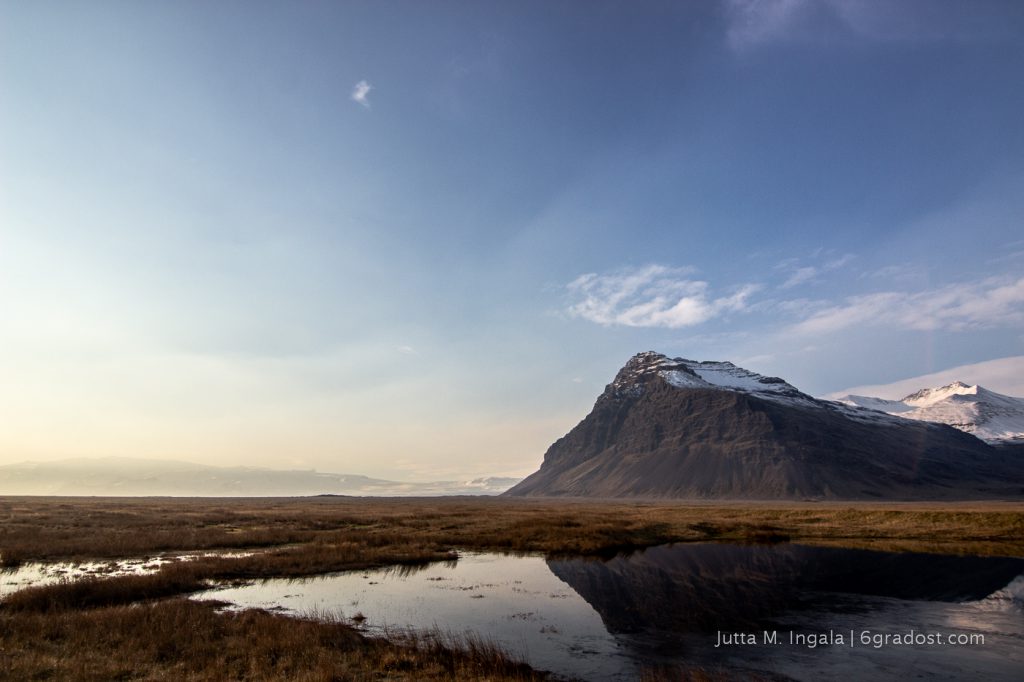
[188,543,1024,681]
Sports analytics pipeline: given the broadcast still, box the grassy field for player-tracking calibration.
[2,495,1023,680]
[4,495,1024,565]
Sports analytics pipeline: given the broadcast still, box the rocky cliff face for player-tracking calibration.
[505,352,1022,500]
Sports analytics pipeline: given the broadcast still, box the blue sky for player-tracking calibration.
[2,1,1023,478]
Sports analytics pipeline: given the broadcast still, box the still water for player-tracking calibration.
[0,551,253,598]
[191,543,1024,681]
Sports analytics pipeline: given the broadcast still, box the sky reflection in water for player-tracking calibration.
[191,543,1024,681]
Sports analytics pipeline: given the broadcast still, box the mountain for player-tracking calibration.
[835,382,1024,444]
[505,351,1023,500]
[830,356,1024,406]
[0,457,521,497]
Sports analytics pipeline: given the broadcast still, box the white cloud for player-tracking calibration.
[824,253,855,270]
[396,345,418,356]
[827,356,1024,400]
[566,264,758,329]
[790,276,1024,335]
[776,251,854,289]
[781,266,818,289]
[860,262,929,283]
[351,80,373,108]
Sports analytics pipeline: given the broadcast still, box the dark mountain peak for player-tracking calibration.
[608,351,698,397]
[627,350,668,365]
[506,351,1023,500]
[607,351,812,404]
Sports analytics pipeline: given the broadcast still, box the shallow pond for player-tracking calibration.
[0,551,252,598]
[191,543,1024,681]
[194,552,633,680]
[0,556,172,597]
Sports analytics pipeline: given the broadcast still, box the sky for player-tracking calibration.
[2,1,1023,480]
[830,356,1024,401]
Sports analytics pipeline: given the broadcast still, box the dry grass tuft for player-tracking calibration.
[639,663,775,681]
[0,598,546,681]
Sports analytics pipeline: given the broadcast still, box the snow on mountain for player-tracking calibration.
[834,382,1024,444]
[836,395,914,414]
[609,352,1024,443]
[614,352,1024,443]
[616,351,816,406]
[902,381,977,407]
[507,351,1021,500]
[828,356,1024,402]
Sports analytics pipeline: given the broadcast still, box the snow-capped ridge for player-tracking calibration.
[836,381,1024,444]
[902,381,977,407]
[610,352,815,405]
[834,394,915,414]
[611,353,1024,443]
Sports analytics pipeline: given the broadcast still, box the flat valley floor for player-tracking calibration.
[2,496,1022,681]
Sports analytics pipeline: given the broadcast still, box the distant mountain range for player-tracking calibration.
[0,457,521,497]
[506,352,1023,500]
[834,381,1024,444]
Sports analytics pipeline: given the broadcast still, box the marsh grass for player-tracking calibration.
[2,496,1022,680]
[3,499,1022,614]
[383,626,538,679]
[0,598,546,681]
[2,562,207,612]
[639,664,773,681]
[4,496,1022,567]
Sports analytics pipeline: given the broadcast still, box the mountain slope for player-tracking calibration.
[836,382,1024,444]
[505,352,1022,500]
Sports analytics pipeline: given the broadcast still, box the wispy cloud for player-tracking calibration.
[776,251,854,289]
[987,249,1024,265]
[790,276,1024,335]
[351,80,373,108]
[859,262,929,283]
[566,264,759,329]
[725,0,1016,52]
[781,266,818,289]
[726,0,810,52]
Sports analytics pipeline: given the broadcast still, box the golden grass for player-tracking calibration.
[3,496,1023,566]
[2,495,1022,680]
[0,598,546,681]
[639,665,772,682]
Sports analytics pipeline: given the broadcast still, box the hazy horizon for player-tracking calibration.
[3,1,1023,479]
[0,455,524,496]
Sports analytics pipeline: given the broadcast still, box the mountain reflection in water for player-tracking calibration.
[547,543,1024,636]
[192,543,1024,681]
